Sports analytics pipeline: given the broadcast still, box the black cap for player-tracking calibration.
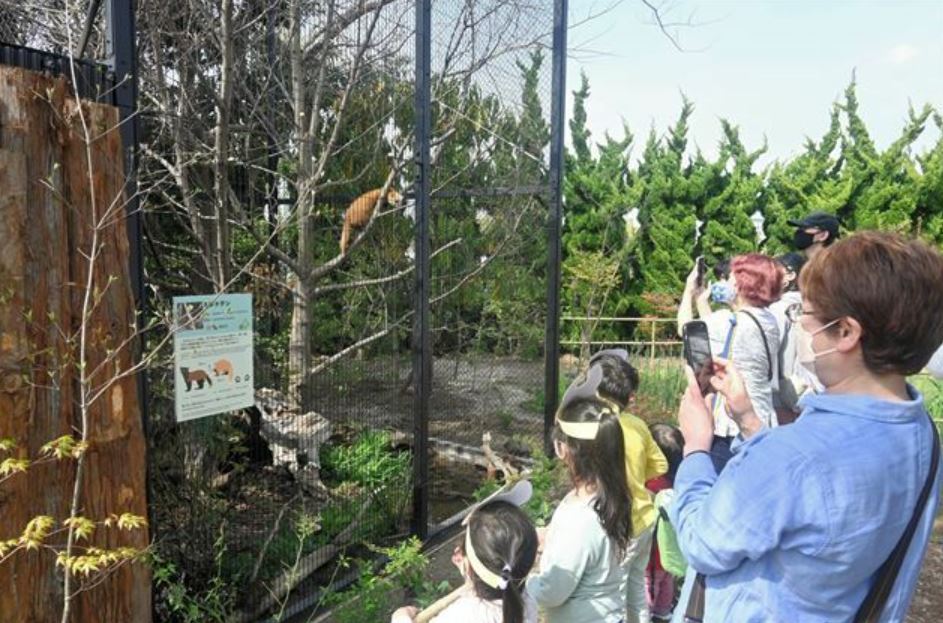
[776,251,806,275]
[787,212,840,239]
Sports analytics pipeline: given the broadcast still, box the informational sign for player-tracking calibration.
[173,293,254,422]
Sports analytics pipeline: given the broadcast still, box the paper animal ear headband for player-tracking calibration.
[588,347,629,367]
[462,480,533,590]
[555,365,620,440]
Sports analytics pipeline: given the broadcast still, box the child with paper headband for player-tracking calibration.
[525,365,633,622]
[391,484,539,623]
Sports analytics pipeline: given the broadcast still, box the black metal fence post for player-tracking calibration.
[544,0,568,456]
[411,0,432,540]
[105,0,142,303]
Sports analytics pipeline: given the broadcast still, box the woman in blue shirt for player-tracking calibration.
[671,231,943,622]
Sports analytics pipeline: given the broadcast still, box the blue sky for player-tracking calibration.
[567,0,943,164]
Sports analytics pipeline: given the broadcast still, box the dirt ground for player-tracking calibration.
[907,518,943,622]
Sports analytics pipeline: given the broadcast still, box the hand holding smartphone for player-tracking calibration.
[695,256,706,289]
[683,320,713,396]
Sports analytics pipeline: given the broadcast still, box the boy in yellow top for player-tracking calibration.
[591,350,668,623]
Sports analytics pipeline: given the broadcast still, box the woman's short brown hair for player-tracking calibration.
[800,231,943,376]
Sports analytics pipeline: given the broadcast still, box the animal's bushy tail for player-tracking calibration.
[340,218,351,253]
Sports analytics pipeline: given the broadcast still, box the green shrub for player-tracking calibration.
[152,528,235,622]
[321,430,413,543]
[322,430,410,490]
[326,537,444,623]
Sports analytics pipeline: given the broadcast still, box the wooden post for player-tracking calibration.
[0,66,150,621]
[650,319,657,361]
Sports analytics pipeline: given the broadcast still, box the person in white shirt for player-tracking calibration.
[678,254,783,469]
[768,252,807,424]
[391,484,539,623]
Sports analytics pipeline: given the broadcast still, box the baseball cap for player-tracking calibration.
[787,212,840,239]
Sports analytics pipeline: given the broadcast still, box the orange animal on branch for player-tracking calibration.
[340,187,402,253]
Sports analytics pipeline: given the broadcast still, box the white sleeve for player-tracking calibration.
[428,597,480,623]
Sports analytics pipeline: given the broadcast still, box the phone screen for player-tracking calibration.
[683,320,713,395]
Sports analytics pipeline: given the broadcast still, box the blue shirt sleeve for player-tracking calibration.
[668,434,832,576]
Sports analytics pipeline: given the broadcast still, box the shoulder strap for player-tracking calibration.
[854,416,940,622]
[739,310,773,382]
[684,572,708,622]
[649,513,661,564]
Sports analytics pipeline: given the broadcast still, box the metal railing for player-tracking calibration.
[561,316,682,360]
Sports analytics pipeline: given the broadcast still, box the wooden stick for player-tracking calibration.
[415,586,464,623]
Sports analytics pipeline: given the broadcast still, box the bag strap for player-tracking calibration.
[683,572,707,623]
[739,310,773,382]
[685,414,939,623]
[711,316,738,419]
[649,513,661,564]
[854,416,940,622]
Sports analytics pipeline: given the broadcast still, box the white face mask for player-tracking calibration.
[796,318,840,377]
[927,344,943,379]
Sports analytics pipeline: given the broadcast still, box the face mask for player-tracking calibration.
[710,281,736,305]
[927,344,943,379]
[796,318,840,377]
[793,230,815,250]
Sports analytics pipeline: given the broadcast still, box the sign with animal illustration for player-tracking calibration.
[172,293,254,422]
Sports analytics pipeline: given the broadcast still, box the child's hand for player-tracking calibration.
[451,543,470,581]
[391,606,418,623]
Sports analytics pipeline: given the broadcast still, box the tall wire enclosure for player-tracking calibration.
[0,0,566,619]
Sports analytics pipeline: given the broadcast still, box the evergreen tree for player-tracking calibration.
[762,105,845,253]
[698,120,766,262]
[915,112,943,245]
[635,97,699,316]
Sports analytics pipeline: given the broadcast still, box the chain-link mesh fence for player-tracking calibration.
[0,1,108,58]
[421,1,556,527]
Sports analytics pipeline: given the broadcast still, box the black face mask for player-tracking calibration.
[793,230,815,250]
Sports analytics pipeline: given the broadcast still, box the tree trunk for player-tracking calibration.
[212,0,235,289]
[288,275,314,409]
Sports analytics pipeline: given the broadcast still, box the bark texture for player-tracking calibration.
[0,67,150,622]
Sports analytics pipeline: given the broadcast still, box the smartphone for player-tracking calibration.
[683,320,713,395]
[695,256,707,288]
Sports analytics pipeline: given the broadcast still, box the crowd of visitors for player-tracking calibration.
[392,219,943,623]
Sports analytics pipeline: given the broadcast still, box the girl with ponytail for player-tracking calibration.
[391,491,539,623]
[526,365,633,622]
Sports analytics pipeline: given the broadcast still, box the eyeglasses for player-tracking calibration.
[785,304,804,323]
[786,304,840,327]
[785,304,822,323]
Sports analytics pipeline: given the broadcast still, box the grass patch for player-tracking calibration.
[634,357,686,423]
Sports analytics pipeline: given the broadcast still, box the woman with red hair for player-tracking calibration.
[678,253,783,469]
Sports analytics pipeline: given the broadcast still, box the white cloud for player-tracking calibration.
[889,44,919,64]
